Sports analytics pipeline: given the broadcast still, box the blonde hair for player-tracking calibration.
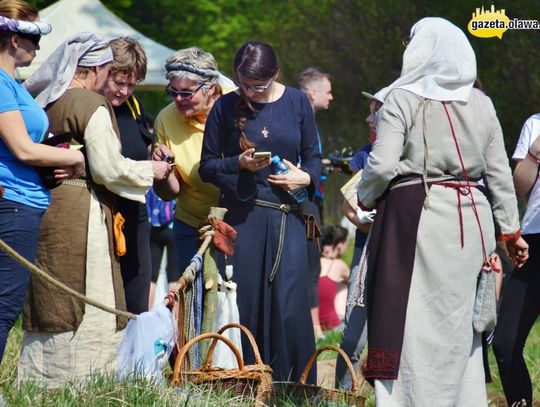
[109,36,147,81]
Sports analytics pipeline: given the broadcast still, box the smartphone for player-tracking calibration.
[253,151,272,159]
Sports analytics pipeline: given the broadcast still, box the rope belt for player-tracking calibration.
[247,199,300,282]
[390,175,483,251]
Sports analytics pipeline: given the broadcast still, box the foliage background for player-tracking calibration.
[28,0,540,223]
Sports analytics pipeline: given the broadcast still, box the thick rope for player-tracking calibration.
[0,238,137,320]
[0,229,215,322]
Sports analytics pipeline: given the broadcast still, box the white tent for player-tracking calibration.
[17,0,175,89]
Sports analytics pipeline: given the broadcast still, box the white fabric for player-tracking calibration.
[374,17,476,103]
[17,0,174,88]
[0,16,51,35]
[24,32,112,107]
[18,191,123,388]
[355,208,376,224]
[212,270,242,369]
[117,304,178,381]
[85,107,153,203]
[512,113,540,234]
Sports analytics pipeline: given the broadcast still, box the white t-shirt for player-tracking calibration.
[513,113,540,235]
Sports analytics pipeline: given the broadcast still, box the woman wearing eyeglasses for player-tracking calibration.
[102,37,154,315]
[199,40,322,382]
[0,0,86,363]
[152,47,234,286]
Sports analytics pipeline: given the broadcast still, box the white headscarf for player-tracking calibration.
[25,32,113,107]
[375,17,476,102]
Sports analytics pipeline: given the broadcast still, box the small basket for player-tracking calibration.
[275,345,366,406]
[171,325,273,406]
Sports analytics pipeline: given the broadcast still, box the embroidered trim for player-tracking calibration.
[366,348,399,374]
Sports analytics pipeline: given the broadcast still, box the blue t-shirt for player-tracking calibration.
[0,69,49,209]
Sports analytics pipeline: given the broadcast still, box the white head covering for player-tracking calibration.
[25,32,113,107]
[375,17,476,102]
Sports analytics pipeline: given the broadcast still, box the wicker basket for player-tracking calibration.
[171,329,273,406]
[275,345,366,406]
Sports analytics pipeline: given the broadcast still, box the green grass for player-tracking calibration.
[2,317,539,406]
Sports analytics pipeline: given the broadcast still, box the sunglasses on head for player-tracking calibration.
[18,33,41,47]
[165,82,205,99]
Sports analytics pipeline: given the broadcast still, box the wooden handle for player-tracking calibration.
[172,332,244,385]
[298,345,358,392]
[205,323,264,368]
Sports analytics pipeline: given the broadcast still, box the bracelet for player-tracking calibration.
[527,150,540,164]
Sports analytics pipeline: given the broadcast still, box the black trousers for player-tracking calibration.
[493,233,540,406]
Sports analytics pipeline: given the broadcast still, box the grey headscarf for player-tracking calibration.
[25,32,113,107]
[0,16,51,35]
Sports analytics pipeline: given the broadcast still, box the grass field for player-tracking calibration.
[1,317,538,406]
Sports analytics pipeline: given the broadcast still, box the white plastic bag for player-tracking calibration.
[117,304,178,381]
[212,265,242,368]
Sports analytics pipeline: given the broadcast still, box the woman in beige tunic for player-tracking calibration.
[17,33,170,388]
[356,18,528,407]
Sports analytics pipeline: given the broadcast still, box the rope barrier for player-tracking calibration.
[0,230,215,321]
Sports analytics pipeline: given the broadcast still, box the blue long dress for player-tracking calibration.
[199,87,322,382]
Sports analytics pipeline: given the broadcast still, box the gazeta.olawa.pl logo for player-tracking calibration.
[468,5,539,39]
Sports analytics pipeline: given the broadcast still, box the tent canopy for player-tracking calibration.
[17,0,175,90]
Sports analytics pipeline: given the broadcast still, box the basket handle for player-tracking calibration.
[172,332,244,386]
[299,345,359,392]
[204,323,264,368]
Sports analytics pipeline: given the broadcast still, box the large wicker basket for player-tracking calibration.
[275,345,366,406]
[171,328,273,406]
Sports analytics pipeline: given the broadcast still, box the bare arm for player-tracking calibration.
[0,110,84,168]
[342,198,370,234]
[514,153,540,199]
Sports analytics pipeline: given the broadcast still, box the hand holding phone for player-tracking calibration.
[253,151,272,159]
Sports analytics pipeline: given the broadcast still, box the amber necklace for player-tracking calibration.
[261,83,275,138]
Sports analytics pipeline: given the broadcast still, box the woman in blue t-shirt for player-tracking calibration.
[0,1,85,363]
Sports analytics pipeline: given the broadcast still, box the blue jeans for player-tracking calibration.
[0,199,44,362]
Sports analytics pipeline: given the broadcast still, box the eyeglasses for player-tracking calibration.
[240,78,274,93]
[166,82,205,99]
[402,35,411,48]
[18,33,41,47]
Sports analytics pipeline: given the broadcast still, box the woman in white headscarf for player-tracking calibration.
[17,32,171,388]
[356,18,528,406]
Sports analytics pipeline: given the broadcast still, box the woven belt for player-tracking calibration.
[247,199,300,282]
[62,178,90,188]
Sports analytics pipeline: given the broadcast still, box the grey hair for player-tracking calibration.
[165,47,220,92]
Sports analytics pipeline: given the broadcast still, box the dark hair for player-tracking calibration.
[233,40,279,151]
[321,225,348,248]
[0,0,39,51]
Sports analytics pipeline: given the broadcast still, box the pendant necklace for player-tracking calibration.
[261,84,275,138]
[72,77,87,89]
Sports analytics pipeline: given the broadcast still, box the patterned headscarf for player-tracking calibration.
[0,15,51,35]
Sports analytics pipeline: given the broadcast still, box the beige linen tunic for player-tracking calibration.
[18,106,153,388]
[357,89,519,407]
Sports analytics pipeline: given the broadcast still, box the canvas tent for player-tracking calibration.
[17,0,175,89]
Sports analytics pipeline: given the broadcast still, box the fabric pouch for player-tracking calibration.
[37,133,73,189]
[113,211,127,256]
[472,268,497,334]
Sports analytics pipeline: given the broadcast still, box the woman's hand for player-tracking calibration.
[152,160,174,181]
[506,236,529,269]
[268,158,310,192]
[238,148,271,172]
[53,150,86,181]
[152,144,175,163]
